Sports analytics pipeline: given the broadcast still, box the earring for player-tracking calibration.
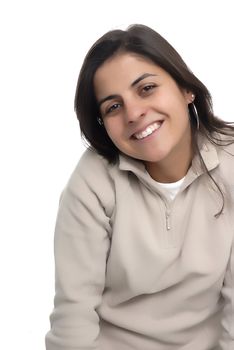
[97,117,103,126]
[190,102,200,130]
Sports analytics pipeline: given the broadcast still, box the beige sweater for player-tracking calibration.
[46,137,234,350]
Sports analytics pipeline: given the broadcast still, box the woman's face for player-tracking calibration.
[94,52,193,170]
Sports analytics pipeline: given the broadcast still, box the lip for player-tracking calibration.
[130,120,164,139]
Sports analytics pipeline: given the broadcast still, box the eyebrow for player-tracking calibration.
[131,73,157,87]
[97,73,157,108]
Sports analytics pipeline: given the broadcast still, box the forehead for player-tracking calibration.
[94,52,168,97]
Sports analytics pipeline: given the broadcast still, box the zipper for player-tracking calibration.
[165,210,171,230]
[139,179,173,231]
[158,193,172,231]
[161,194,172,231]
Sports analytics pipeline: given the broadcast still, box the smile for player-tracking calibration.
[133,121,162,140]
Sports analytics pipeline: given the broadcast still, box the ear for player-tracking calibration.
[183,89,195,104]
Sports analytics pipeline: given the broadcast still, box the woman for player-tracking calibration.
[46,24,234,350]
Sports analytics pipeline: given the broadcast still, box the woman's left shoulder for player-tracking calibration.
[217,134,234,159]
[214,134,234,183]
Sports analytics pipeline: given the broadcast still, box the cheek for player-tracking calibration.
[163,99,190,135]
[168,97,189,123]
[104,123,120,144]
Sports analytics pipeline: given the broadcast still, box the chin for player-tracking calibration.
[120,146,170,163]
[137,152,169,163]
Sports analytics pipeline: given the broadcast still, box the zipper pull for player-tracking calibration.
[166,211,171,230]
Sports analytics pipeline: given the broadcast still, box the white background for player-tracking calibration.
[0,1,233,349]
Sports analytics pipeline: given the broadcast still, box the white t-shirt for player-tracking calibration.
[155,177,185,200]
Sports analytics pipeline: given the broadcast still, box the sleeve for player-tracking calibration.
[45,156,113,350]
[219,237,234,349]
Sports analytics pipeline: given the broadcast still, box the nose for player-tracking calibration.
[124,98,147,123]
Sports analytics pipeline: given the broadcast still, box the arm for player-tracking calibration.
[45,152,114,350]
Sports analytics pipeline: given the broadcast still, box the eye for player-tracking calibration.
[141,84,156,95]
[105,102,122,115]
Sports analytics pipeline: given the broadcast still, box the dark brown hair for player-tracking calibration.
[74,24,234,216]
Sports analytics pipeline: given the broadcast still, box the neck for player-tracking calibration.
[145,140,194,183]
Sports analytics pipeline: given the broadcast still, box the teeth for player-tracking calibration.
[134,122,161,140]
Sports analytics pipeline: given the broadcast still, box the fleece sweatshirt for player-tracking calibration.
[45,136,234,350]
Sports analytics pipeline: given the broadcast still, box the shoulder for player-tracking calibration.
[63,149,116,212]
[212,133,234,182]
[72,148,115,186]
[215,132,234,159]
